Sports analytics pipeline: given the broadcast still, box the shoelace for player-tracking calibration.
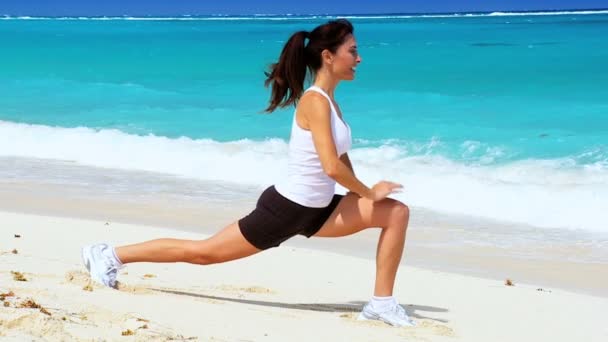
[105,265,119,275]
[393,304,415,325]
[103,263,120,288]
[99,246,122,275]
[101,252,122,277]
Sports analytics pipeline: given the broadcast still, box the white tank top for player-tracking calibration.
[275,85,352,208]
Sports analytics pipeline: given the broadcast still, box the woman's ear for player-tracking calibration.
[321,49,333,65]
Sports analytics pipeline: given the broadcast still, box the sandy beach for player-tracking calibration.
[1,186,607,341]
[2,8,608,341]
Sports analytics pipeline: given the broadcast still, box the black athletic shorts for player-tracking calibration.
[238,185,343,250]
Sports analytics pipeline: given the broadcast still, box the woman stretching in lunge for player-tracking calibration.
[82,19,414,327]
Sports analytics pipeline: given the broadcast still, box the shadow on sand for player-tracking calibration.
[152,288,449,323]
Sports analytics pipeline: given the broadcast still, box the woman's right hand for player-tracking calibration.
[367,181,403,201]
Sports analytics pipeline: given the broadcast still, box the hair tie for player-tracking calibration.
[303,31,310,43]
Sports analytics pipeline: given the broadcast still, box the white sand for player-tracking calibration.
[1,211,606,341]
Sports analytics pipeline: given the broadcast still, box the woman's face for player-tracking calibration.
[328,34,362,81]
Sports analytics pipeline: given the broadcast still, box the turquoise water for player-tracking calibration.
[1,12,607,232]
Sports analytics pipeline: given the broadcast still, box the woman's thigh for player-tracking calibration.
[313,193,409,238]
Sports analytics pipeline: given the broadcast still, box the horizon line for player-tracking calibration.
[2,8,608,17]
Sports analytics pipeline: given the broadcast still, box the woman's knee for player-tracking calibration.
[387,200,410,228]
[183,241,218,265]
[183,228,261,265]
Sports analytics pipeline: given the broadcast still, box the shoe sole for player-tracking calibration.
[81,245,107,287]
[357,311,415,327]
[81,246,92,272]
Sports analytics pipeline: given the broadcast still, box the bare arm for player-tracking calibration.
[299,93,401,200]
[339,153,360,196]
[340,153,354,175]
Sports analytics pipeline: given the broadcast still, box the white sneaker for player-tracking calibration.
[357,301,416,327]
[81,243,122,288]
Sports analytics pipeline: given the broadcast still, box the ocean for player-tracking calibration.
[1,11,607,245]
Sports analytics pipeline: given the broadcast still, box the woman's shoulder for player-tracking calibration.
[295,91,332,127]
[298,90,331,112]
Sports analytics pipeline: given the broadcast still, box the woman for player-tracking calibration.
[82,19,414,327]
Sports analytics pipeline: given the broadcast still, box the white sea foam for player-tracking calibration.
[488,10,608,16]
[1,120,606,232]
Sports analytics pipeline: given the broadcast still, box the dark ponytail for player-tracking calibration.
[264,19,354,113]
[264,31,309,113]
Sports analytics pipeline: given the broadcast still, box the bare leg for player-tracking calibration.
[115,221,261,265]
[373,212,407,296]
[313,193,410,296]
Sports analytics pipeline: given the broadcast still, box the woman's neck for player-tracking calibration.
[313,70,339,98]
